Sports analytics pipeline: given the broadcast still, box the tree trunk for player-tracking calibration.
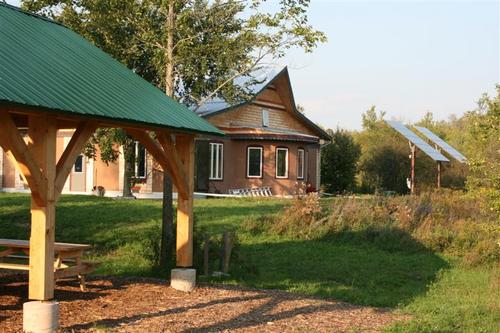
[160,174,174,267]
[122,140,135,198]
[159,0,176,268]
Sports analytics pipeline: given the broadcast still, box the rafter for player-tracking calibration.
[54,121,97,201]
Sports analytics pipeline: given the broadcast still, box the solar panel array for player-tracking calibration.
[385,121,450,162]
[414,126,467,163]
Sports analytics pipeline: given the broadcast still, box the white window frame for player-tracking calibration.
[134,141,147,179]
[275,147,289,179]
[209,142,224,180]
[297,148,305,179]
[73,155,84,173]
[247,146,263,178]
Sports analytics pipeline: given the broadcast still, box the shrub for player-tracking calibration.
[270,183,325,238]
[253,190,499,266]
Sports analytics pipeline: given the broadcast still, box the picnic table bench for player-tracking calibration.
[0,239,95,291]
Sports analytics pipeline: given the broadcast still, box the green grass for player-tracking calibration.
[0,193,497,332]
[386,266,499,333]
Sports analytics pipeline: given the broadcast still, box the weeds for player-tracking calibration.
[244,190,500,266]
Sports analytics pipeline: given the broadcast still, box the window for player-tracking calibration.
[247,147,263,178]
[209,143,223,180]
[297,149,305,179]
[74,155,83,173]
[262,109,269,127]
[276,148,289,178]
[134,141,147,179]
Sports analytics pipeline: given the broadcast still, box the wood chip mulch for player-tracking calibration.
[0,273,407,332]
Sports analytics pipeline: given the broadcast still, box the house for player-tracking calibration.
[0,67,329,197]
[193,67,330,196]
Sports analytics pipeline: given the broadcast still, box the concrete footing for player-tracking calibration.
[171,268,196,292]
[23,301,59,333]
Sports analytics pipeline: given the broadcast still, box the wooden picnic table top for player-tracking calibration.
[0,239,91,252]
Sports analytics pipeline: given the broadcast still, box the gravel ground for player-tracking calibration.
[0,273,406,332]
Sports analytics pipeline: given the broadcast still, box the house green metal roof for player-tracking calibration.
[0,4,222,136]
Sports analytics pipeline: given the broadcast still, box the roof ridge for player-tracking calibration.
[0,2,65,27]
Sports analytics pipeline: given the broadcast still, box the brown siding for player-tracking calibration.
[2,151,16,188]
[94,148,120,191]
[205,139,320,196]
[208,103,317,137]
[256,88,283,104]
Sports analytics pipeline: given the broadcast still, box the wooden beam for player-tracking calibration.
[126,129,169,172]
[156,132,189,200]
[54,122,96,200]
[175,135,195,267]
[127,129,188,199]
[0,112,46,206]
[27,114,57,300]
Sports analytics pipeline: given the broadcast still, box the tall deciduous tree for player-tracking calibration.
[23,0,326,267]
[465,86,500,214]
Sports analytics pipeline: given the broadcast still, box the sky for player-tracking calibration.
[7,0,499,130]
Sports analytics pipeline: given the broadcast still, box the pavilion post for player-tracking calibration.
[170,134,196,292]
[175,135,195,267]
[27,115,57,301]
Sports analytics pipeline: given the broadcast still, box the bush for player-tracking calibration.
[251,190,499,266]
[270,183,325,239]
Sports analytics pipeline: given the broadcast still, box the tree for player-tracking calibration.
[465,85,500,214]
[24,0,327,267]
[321,128,360,193]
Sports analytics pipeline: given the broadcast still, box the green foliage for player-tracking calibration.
[355,107,468,194]
[248,191,499,267]
[22,0,326,107]
[321,128,361,193]
[356,107,410,193]
[465,85,500,214]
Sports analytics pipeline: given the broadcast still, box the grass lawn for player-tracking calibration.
[0,193,498,332]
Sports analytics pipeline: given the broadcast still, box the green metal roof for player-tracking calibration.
[0,4,222,136]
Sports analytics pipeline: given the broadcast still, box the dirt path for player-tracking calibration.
[0,274,405,332]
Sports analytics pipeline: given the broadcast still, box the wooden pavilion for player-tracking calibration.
[0,3,222,330]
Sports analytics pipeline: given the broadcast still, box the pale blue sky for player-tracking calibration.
[8,0,499,130]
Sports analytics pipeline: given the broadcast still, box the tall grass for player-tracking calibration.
[245,190,499,266]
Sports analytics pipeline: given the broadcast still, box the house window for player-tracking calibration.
[262,109,269,127]
[134,141,147,179]
[297,149,305,179]
[247,147,263,178]
[209,143,223,180]
[276,147,289,179]
[74,155,83,173]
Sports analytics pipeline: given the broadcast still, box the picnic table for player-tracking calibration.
[0,239,95,291]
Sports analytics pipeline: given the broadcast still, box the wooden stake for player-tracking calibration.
[175,135,195,267]
[27,115,57,300]
[222,231,235,274]
[203,233,209,276]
